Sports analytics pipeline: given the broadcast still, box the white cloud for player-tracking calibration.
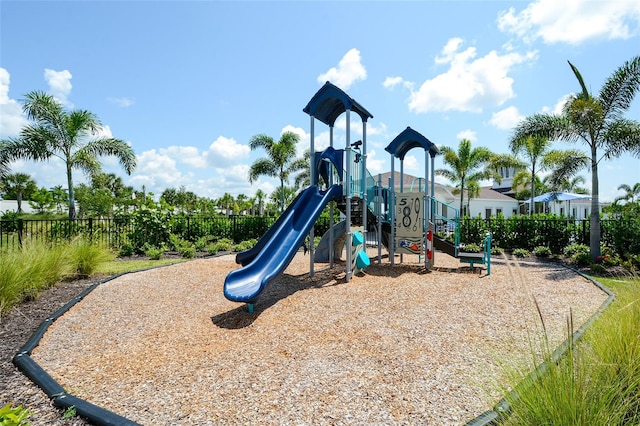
[317,48,367,90]
[435,37,465,64]
[383,76,403,89]
[0,68,28,137]
[403,155,419,172]
[541,94,572,115]
[456,129,477,142]
[108,97,135,108]
[205,136,250,167]
[497,0,640,45]
[365,149,385,176]
[160,146,208,169]
[44,69,73,106]
[489,106,525,130]
[407,39,537,113]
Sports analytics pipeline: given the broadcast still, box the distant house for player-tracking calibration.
[0,199,37,214]
[374,171,519,219]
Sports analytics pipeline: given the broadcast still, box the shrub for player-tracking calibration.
[513,248,531,258]
[212,238,234,253]
[533,246,552,257]
[178,245,196,259]
[0,403,31,425]
[234,239,257,252]
[563,243,589,258]
[571,251,592,266]
[69,237,114,277]
[195,235,216,251]
[143,244,164,260]
[462,243,482,253]
[491,246,504,256]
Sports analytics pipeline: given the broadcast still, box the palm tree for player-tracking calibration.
[1,172,37,213]
[217,192,235,218]
[0,91,136,220]
[254,189,266,216]
[509,135,588,215]
[436,138,499,215]
[559,175,589,194]
[510,56,640,260]
[293,149,312,189]
[0,154,9,179]
[248,131,305,213]
[613,182,640,206]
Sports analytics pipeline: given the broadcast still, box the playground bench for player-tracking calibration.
[457,233,491,275]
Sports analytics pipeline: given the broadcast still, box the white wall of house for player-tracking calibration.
[0,199,37,214]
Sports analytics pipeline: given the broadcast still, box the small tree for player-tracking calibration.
[0,91,136,220]
[0,172,37,213]
[436,139,499,215]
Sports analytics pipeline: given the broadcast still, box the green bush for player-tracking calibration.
[562,243,588,257]
[143,244,164,260]
[178,245,196,259]
[462,243,481,253]
[491,246,504,256]
[513,248,531,258]
[0,403,31,425]
[234,239,257,252]
[212,238,234,253]
[533,246,552,257]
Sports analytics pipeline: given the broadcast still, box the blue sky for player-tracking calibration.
[1,0,639,203]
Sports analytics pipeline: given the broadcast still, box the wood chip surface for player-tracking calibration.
[31,250,608,425]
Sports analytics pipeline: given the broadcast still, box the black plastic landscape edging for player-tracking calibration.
[11,256,229,425]
[13,255,616,425]
[464,264,616,426]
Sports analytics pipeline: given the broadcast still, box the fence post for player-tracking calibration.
[18,218,23,247]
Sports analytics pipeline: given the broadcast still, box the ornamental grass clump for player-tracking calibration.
[69,237,115,277]
[502,278,640,425]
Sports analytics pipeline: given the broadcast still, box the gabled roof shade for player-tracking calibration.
[384,126,440,160]
[303,81,373,126]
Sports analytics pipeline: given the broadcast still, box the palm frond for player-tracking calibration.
[601,119,640,159]
[248,158,277,183]
[599,55,640,122]
[83,138,137,174]
[568,60,590,100]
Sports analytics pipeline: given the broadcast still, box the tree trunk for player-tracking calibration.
[66,162,76,220]
[16,192,23,213]
[459,178,465,217]
[530,165,536,216]
[590,148,600,261]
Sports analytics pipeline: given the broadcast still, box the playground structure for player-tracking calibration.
[223,82,490,311]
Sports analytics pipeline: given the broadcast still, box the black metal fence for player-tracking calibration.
[0,215,335,252]
[1,215,636,257]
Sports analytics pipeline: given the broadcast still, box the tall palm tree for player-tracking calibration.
[0,172,37,213]
[0,91,136,220]
[0,154,9,179]
[613,182,640,206]
[509,135,588,215]
[254,189,266,216]
[510,56,640,260]
[248,131,304,213]
[436,138,499,215]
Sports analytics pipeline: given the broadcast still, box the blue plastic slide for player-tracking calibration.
[223,184,343,304]
[235,189,305,266]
